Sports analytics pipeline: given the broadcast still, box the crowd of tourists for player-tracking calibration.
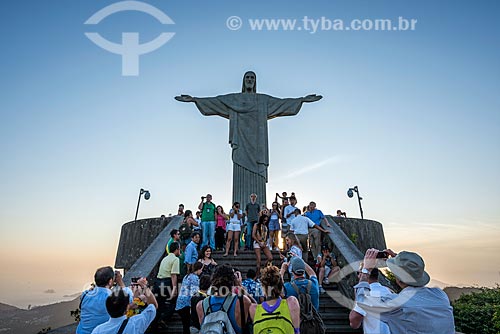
[175,192,336,265]
[76,192,456,334]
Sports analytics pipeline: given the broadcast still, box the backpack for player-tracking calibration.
[179,219,193,240]
[252,298,294,334]
[200,295,237,334]
[291,280,326,334]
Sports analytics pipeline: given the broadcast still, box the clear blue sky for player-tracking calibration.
[0,0,499,307]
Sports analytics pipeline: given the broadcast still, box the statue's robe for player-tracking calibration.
[193,93,305,205]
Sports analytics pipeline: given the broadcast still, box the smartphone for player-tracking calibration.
[376,251,388,258]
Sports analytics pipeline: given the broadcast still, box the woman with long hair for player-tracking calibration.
[249,265,300,334]
[252,215,273,275]
[175,261,203,334]
[280,232,303,275]
[215,205,228,251]
[197,245,217,277]
[180,210,199,245]
[283,232,303,259]
[268,201,282,251]
[224,202,243,257]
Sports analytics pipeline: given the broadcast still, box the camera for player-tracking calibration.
[131,277,141,284]
[376,251,389,259]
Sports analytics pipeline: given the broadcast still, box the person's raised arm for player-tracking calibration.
[114,270,125,288]
[304,261,317,278]
[359,248,378,283]
[320,254,327,267]
[383,249,398,258]
[190,217,199,227]
[198,196,204,211]
[138,278,158,309]
[280,261,289,280]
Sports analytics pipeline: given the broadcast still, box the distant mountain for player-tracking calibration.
[62,292,81,298]
[444,286,481,302]
[0,298,79,334]
[428,279,452,289]
[0,303,19,312]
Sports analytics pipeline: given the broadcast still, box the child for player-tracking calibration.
[318,245,340,294]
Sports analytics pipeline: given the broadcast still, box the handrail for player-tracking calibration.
[122,215,183,285]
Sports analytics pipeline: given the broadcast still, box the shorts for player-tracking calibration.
[253,240,270,249]
[281,223,290,235]
[226,222,241,232]
[269,218,281,231]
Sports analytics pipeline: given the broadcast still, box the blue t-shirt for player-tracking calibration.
[242,278,263,301]
[185,241,199,265]
[284,277,320,310]
[206,295,242,334]
[305,209,324,226]
[176,273,200,310]
[76,287,133,334]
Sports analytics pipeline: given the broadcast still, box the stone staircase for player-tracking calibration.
[156,249,361,334]
[52,215,385,334]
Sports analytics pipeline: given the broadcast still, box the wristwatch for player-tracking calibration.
[361,268,371,275]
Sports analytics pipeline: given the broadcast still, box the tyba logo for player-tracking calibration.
[84,1,175,76]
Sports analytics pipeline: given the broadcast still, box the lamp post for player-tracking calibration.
[134,188,151,223]
[347,186,364,220]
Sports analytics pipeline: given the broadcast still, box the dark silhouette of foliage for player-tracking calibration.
[70,307,81,322]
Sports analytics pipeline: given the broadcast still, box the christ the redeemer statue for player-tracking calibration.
[175,71,322,206]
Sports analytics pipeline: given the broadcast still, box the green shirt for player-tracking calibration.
[201,202,216,221]
[166,237,174,254]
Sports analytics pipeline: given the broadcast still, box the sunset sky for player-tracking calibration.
[0,0,499,308]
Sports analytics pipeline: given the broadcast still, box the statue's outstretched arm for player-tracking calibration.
[174,94,195,102]
[302,94,323,103]
[175,94,231,118]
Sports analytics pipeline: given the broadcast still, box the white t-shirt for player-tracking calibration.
[91,303,156,334]
[353,282,392,334]
[229,209,243,224]
[193,218,202,230]
[283,205,298,225]
[290,215,315,235]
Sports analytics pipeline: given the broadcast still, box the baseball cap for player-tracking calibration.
[290,257,306,275]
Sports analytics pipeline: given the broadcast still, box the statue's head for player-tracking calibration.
[241,71,256,93]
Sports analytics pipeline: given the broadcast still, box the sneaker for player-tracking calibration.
[323,278,330,285]
[319,286,326,294]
